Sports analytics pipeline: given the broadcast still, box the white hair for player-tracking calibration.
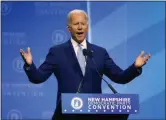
[67,9,88,25]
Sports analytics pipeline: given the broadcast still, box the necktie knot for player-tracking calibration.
[78,43,82,48]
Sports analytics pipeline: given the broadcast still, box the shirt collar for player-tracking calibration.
[71,38,87,49]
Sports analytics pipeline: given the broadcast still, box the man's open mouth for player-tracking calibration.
[76,32,84,35]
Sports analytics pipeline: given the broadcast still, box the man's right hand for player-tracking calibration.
[20,47,32,65]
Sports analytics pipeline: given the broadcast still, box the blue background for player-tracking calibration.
[1,1,165,119]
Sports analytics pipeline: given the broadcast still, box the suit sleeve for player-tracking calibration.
[103,49,142,84]
[23,48,57,84]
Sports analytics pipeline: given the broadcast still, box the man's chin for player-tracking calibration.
[75,38,85,43]
[79,40,85,43]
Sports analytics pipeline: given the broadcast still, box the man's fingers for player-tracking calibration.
[20,49,28,58]
[20,49,27,62]
[143,54,151,62]
[148,53,151,58]
[20,49,25,56]
[27,47,31,54]
[139,51,144,57]
[147,54,151,61]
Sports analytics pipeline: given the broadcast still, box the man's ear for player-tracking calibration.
[67,25,71,32]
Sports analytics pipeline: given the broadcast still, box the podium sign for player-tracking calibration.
[61,93,139,114]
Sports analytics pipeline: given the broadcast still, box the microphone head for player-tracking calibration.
[83,49,93,57]
[83,49,88,56]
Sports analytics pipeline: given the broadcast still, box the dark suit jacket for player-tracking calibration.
[24,40,142,120]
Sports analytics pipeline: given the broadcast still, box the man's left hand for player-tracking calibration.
[134,51,151,68]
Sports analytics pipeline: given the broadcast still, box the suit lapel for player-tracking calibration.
[65,40,84,78]
[65,40,92,78]
[84,41,92,76]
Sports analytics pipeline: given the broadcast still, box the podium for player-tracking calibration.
[61,93,139,115]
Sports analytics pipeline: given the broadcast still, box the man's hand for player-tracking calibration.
[134,51,150,68]
[20,47,32,65]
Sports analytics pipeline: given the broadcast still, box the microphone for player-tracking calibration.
[83,49,118,94]
[77,78,84,93]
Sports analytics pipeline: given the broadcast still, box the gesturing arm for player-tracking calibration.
[103,49,150,84]
[20,47,57,84]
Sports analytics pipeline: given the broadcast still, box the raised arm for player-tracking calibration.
[20,47,57,84]
[103,49,150,84]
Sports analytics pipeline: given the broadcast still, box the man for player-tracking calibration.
[20,9,150,120]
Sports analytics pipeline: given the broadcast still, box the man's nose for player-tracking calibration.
[78,24,82,29]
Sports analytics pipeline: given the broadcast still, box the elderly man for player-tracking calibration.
[20,9,150,120]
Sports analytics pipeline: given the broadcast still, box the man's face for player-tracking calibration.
[67,12,88,43]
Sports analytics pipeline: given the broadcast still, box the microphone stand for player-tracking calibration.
[83,49,118,94]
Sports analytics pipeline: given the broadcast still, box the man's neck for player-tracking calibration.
[71,38,85,44]
[71,37,87,49]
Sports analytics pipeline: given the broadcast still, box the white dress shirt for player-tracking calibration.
[71,38,87,65]
[71,38,87,56]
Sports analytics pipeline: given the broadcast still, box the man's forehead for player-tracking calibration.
[71,12,86,18]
